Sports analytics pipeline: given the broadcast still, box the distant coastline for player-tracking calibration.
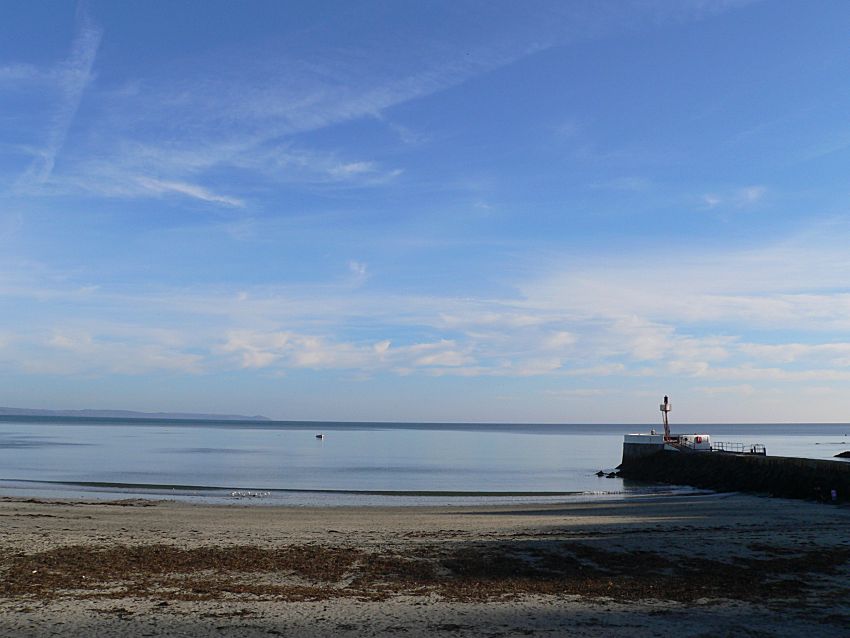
[0,406,270,422]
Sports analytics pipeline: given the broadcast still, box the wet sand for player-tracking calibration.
[1,493,848,636]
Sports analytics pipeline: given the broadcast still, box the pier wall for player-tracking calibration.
[619,451,850,502]
[621,442,665,461]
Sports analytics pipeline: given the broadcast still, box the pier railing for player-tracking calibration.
[712,441,767,455]
[712,441,744,453]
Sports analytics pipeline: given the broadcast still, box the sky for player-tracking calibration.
[2,0,850,423]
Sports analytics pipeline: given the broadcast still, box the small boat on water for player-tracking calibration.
[315,433,324,439]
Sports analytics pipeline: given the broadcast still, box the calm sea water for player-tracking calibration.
[0,417,848,505]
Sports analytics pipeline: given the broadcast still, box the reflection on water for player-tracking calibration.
[0,417,847,505]
[0,433,92,448]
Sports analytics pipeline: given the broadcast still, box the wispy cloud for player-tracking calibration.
[347,260,369,286]
[18,328,204,376]
[46,140,404,208]
[6,1,750,208]
[701,185,767,209]
[738,185,766,204]
[0,63,53,84]
[695,384,755,396]
[235,146,404,186]
[136,177,245,208]
[737,342,850,366]
[4,223,850,385]
[17,9,101,189]
[218,330,476,374]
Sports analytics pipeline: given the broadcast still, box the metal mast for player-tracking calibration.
[660,395,671,441]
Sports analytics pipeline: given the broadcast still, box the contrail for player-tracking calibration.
[20,4,102,187]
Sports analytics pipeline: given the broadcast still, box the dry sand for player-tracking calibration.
[0,492,848,636]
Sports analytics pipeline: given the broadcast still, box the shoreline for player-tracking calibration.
[0,479,590,498]
[1,493,849,636]
[0,479,695,508]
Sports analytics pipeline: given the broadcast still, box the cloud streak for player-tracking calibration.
[18,10,101,189]
[136,177,245,208]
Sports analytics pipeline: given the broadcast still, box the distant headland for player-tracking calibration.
[0,407,271,422]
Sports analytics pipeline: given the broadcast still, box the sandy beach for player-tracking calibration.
[0,492,848,636]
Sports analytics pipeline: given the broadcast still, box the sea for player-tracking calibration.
[0,416,848,506]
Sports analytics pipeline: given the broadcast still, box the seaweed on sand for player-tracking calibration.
[1,542,848,604]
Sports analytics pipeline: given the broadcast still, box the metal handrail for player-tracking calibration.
[712,441,744,453]
[711,441,767,455]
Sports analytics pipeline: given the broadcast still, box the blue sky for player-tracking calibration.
[2,0,850,423]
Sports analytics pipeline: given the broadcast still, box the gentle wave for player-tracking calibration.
[3,478,586,497]
[0,478,700,507]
